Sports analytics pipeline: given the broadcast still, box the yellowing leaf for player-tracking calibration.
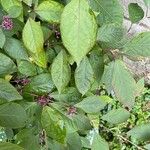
[22,18,47,68]
[41,106,66,143]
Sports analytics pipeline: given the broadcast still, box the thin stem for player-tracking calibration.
[101,125,144,150]
[44,129,48,150]
[127,23,133,33]
[24,91,39,97]
[124,16,130,21]
[117,135,144,150]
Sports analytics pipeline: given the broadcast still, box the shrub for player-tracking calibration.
[0,0,149,149]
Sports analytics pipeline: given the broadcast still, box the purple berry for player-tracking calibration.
[14,78,30,86]
[1,16,13,30]
[55,30,61,39]
[37,95,52,106]
[20,78,30,85]
[67,106,77,116]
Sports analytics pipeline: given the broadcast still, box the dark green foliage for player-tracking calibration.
[0,0,149,149]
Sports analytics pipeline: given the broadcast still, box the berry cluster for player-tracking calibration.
[14,78,30,86]
[1,16,13,30]
[67,106,77,116]
[55,30,61,39]
[37,95,52,106]
[13,78,30,95]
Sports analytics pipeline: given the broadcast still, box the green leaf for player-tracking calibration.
[88,114,100,129]
[64,0,71,4]
[27,73,55,95]
[42,26,53,42]
[89,0,123,25]
[0,53,16,76]
[60,0,97,63]
[0,78,22,101]
[75,96,107,114]
[73,114,92,131]
[16,129,40,150]
[22,18,47,68]
[35,1,64,23]
[0,142,24,150]
[4,38,29,60]
[91,133,109,150]
[48,140,66,150]
[23,18,44,53]
[67,132,82,150]
[127,123,150,141]
[18,60,37,77]
[8,5,22,18]
[89,45,104,84]
[46,48,56,63]
[51,50,71,93]
[51,87,81,103]
[51,102,78,133]
[64,117,77,134]
[102,60,136,108]
[0,103,27,128]
[41,106,66,143]
[101,108,130,124]
[2,19,24,37]
[0,29,6,48]
[22,0,32,6]
[81,137,91,149]
[1,0,23,21]
[97,24,124,48]
[99,95,113,103]
[20,102,41,124]
[123,32,150,57]
[128,3,144,23]
[75,57,94,95]
[33,51,47,68]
